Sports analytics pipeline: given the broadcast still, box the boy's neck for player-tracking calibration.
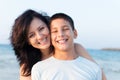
[53,48,78,60]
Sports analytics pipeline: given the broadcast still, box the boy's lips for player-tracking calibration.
[57,39,68,44]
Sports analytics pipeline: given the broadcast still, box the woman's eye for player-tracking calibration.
[28,34,34,38]
[38,27,45,31]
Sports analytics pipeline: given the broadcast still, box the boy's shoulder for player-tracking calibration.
[78,56,98,66]
[78,56,101,72]
[32,56,53,70]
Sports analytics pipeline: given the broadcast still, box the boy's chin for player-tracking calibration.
[57,46,69,51]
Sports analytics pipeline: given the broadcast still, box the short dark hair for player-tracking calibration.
[50,13,75,30]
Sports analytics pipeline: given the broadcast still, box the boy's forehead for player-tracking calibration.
[50,18,75,31]
[51,19,70,26]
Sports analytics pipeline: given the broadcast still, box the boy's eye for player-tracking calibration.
[51,30,57,33]
[63,28,69,30]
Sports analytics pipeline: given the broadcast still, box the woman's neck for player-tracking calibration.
[40,48,53,60]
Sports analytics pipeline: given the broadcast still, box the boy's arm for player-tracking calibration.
[74,43,107,80]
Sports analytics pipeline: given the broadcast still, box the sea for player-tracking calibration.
[0,44,120,80]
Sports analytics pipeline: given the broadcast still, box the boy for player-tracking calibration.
[32,13,102,80]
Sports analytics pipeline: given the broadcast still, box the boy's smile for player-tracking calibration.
[57,39,68,44]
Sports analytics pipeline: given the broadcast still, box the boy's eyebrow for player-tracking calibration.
[63,25,69,27]
[50,25,56,29]
[51,27,57,30]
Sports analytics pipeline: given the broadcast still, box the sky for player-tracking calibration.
[0,0,120,49]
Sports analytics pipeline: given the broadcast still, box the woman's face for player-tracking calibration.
[28,17,50,50]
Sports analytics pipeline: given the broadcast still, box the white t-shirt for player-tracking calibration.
[32,56,102,80]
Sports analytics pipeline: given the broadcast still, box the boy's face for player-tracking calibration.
[50,18,77,51]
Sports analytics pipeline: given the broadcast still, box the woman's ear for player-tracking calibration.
[73,29,78,39]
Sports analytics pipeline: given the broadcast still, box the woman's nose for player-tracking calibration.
[36,32,43,40]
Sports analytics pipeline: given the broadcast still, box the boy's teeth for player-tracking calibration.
[58,40,66,43]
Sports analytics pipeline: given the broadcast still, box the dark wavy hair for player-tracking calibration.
[10,9,52,76]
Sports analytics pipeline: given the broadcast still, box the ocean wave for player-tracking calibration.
[0,57,18,69]
[105,65,120,73]
[96,60,120,73]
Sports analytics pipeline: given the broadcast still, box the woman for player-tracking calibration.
[10,9,52,80]
[10,9,106,80]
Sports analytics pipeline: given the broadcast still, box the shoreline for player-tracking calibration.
[102,48,120,51]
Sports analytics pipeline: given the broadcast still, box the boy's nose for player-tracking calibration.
[58,30,64,37]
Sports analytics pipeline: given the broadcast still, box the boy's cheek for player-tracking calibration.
[51,35,56,41]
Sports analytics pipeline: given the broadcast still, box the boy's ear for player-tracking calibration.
[73,29,77,39]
